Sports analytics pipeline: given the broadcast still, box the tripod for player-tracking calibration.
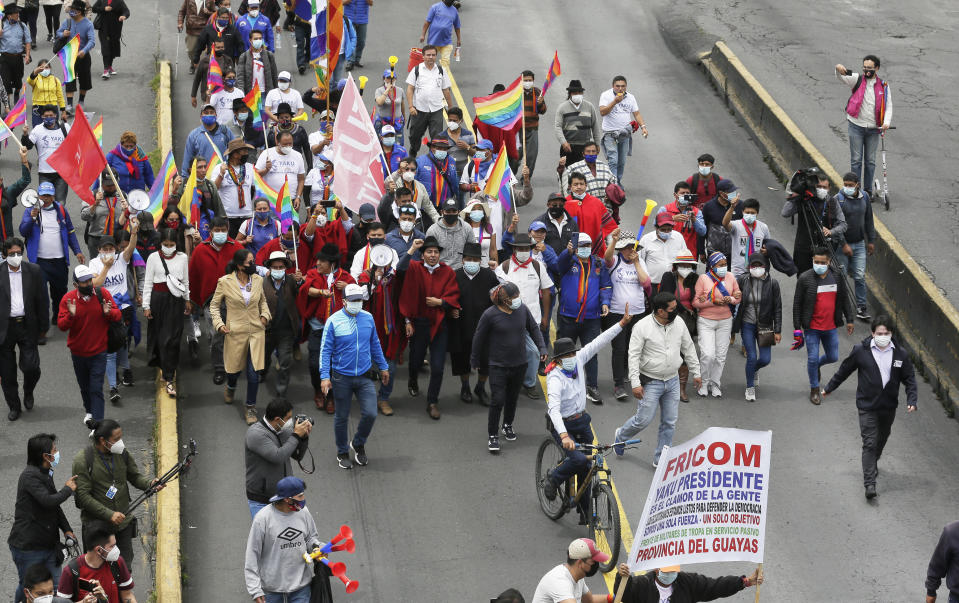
[126,439,197,515]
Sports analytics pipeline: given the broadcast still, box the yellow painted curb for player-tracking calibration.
[153,59,181,603]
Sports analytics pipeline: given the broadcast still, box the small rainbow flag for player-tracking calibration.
[205,145,222,181]
[5,93,26,130]
[242,80,264,131]
[0,115,16,146]
[275,180,294,232]
[92,116,103,147]
[540,51,562,96]
[179,159,202,225]
[482,143,514,212]
[207,49,224,96]
[146,150,177,226]
[253,170,279,205]
[473,75,524,130]
[56,35,81,83]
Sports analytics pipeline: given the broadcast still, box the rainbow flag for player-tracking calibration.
[5,93,26,129]
[56,35,81,83]
[540,51,562,95]
[0,115,16,146]
[146,150,177,226]
[205,145,222,181]
[242,81,264,131]
[473,76,524,130]
[92,116,103,147]
[275,180,294,232]
[178,159,202,225]
[207,50,224,95]
[483,143,514,212]
[327,0,343,73]
[253,170,279,205]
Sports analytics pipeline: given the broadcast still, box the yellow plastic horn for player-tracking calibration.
[388,55,398,67]
[292,112,309,122]
[358,75,369,90]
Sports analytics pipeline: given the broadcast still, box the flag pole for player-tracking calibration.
[521,74,527,169]
[3,119,25,151]
[325,0,331,120]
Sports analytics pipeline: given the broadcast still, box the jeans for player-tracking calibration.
[848,122,880,193]
[293,21,311,69]
[307,325,324,392]
[603,313,639,387]
[10,546,59,603]
[349,23,367,64]
[696,316,732,388]
[248,500,268,519]
[804,328,840,388]
[556,315,601,388]
[740,322,772,388]
[227,356,260,407]
[72,352,106,420]
[615,376,680,464]
[859,408,895,487]
[408,318,448,405]
[601,132,630,183]
[549,413,593,513]
[488,364,526,436]
[105,346,130,388]
[331,372,377,455]
[0,319,41,410]
[264,328,294,397]
[523,334,539,388]
[378,359,397,401]
[36,256,68,319]
[835,239,868,308]
[265,585,311,603]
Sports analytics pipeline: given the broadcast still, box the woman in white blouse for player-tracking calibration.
[460,198,497,268]
[143,228,192,396]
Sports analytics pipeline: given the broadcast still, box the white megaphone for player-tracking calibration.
[127,189,151,212]
[18,189,38,208]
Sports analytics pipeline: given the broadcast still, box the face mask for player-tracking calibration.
[109,439,126,455]
[713,266,727,278]
[251,39,264,49]
[447,121,460,131]
[77,285,93,296]
[270,268,286,281]
[726,191,740,203]
[677,267,692,278]
[47,450,61,468]
[561,357,577,371]
[31,594,54,603]
[6,253,22,268]
[100,545,121,563]
[433,150,448,161]
[873,334,892,348]
[469,210,485,222]
[572,192,585,200]
[473,151,487,162]
[367,237,385,247]
[382,136,395,147]
[570,94,583,104]
[513,251,530,263]
[816,187,829,200]
[509,297,522,310]
[345,300,363,314]
[658,571,678,586]
[99,252,116,263]
[43,117,56,127]
[277,145,292,155]
[201,114,217,127]
[548,207,565,219]
[401,170,416,182]
[698,165,711,176]
[749,266,766,278]
[463,260,479,275]
[216,19,229,27]
[442,213,459,225]
[122,146,137,157]
[743,213,757,225]
[243,264,257,275]
[255,210,271,221]
[583,154,597,163]
[522,81,534,90]
[813,263,829,276]
[248,9,259,17]
[69,10,78,17]
[212,232,228,245]
[40,68,51,77]
[665,308,679,323]
[279,119,292,128]
[225,78,236,87]
[584,562,600,578]
[315,213,328,227]
[166,219,180,228]
[576,247,591,259]
[863,69,876,78]
[655,229,671,241]
[288,497,306,511]
[399,220,415,233]
[842,186,857,197]
[278,82,290,91]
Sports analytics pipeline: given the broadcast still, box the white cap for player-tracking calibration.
[380,124,396,135]
[343,283,365,301]
[74,265,95,282]
[576,232,592,246]
[278,70,292,81]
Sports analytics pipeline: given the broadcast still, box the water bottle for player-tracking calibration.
[454,46,461,62]
[275,30,282,50]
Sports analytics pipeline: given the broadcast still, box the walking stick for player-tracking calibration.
[175,32,181,79]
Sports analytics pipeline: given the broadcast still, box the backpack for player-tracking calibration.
[689,172,720,203]
[66,556,123,600]
[94,288,127,353]
[413,63,444,81]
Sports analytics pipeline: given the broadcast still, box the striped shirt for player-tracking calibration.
[562,159,616,200]
[523,87,546,130]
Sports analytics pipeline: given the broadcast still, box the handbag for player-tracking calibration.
[94,288,127,353]
[757,326,777,347]
[159,253,187,299]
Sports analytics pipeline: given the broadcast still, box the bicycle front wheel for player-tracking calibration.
[590,482,622,573]
[535,436,566,520]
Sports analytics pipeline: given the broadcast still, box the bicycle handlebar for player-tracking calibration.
[575,439,641,451]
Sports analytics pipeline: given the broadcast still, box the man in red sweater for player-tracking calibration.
[57,265,122,428]
[565,171,617,257]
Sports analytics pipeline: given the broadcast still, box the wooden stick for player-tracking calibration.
[753,563,763,603]
[612,572,629,603]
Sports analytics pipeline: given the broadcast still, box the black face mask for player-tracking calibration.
[665,308,679,323]
[77,284,93,296]
[584,562,600,577]
[443,214,459,225]
[243,264,257,275]
[863,69,876,78]
[367,237,385,247]
[548,207,565,218]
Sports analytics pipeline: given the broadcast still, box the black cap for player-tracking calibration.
[506,232,533,248]
[97,236,117,249]
[3,5,21,14]
[547,192,566,203]
[314,243,341,263]
[421,235,443,252]
[441,199,459,213]
[566,79,584,92]
[552,337,578,359]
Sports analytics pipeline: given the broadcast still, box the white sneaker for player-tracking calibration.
[710,384,723,398]
[697,384,709,397]
[652,459,658,468]
[745,387,756,402]
[83,413,93,427]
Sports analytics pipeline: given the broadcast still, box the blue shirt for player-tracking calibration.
[56,17,95,54]
[181,124,233,178]
[319,309,389,379]
[0,18,31,54]
[242,217,281,256]
[235,13,275,52]
[425,2,460,47]
[555,250,613,321]
[344,0,370,25]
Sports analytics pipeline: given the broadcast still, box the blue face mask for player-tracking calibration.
[561,357,577,371]
[463,261,479,275]
[381,136,395,147]
[813,263,829,275]
[583,154,597,163]
[251,39,264,50]
[657,230,669,241]
[212,232,228,245]
[474,151,487,162]
[216,19,229,28]
[842,186,857,197]
[658,571,678,586]
[433,150,448,161]
[201,114,217,127]
[576,247,591,259]
[225,78,236,88]
[48,450,60,468]
[280,238,295,249]
[270,268,286,281]
[714,266,727,278]
[236,112,249,122]
[121,146,134,157]
[469,210,484,222]
[255,210,271,221]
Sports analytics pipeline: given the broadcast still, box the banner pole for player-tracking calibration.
[612,575,629,603]
[753,563,763,602]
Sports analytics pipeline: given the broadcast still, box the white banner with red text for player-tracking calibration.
[330,74,385,213]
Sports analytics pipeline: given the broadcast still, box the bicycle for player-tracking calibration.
[534,431,641,573]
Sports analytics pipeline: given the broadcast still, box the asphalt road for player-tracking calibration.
[661,0,959,303]
[148,1,959,601]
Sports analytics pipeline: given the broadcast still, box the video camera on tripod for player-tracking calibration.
[788,166,825,201]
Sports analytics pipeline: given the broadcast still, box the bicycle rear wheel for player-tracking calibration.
[590,482,622,573]
[535,437,566,520]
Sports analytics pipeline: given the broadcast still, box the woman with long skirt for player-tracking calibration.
[143,228,191,397]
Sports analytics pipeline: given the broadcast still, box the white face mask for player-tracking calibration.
[315,212,328,227]
[509,297,522,310]
[698,165,711,176]
[570,94,583,104]
[522,81,534,90]
[345,300,363,314]
[873,334,892,348]
[162,245,177,256]
[109,439,126,455]
[249,9,259,17]
[713,266,728,278]
[277,145,292,155]
[743,213,757,225]
[278,82,290,91]
[514,250,530,263]
[281,417,293,431]
[99,252,117,262]
[677,267,693,278]
[399,220,415,233]
[561,357,577,371]
[749,266,766,278]
[31,594,54,603]
[6,253,23,268]
[576,247,591,259]
[100,545,121,563]
[401,171,416,182]
[816,187,829,200]
[447,121,460,131]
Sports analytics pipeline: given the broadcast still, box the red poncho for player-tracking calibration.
[565,193,617,256]
[296,267,355,331]
[309,220,349,267]
[398,261,459,338]
[255,232,315,274]
[357,269,406,360]
[189,239,240,306]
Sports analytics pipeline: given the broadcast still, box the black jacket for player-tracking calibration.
[192,22,244,64]
[7,465,74,551]
[824,336,918,410]
[267,124,313,171]
[262,273,301,337]
[732,272,782,334]
[0,262,48,344]
[762,238,797,277]
[792,267,855,331]
[613,571,746,603]
[448,266,498,355]
[533,210,575,255]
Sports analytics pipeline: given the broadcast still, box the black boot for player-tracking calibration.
[474,382,489,406]
[460,381,472,403]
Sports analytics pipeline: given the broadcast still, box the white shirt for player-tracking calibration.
[655,582,674,602]
[608,253,648,314]
[638,230,686,284]
[255,147,305,196]
[599,89,639,132]
[729,219,770,276]
[304,167,334,206]
[628,313,701,386]
[217,162,256,218]
[307,130,334,166]
[88,254,130,308]
[36,206,62,259]
[211,88,244,125]
[29,122,70,174]
[7,266,24,317]
[349,244,398,279]
[251,52,267,94]
[546,323,621,434]
[531,564,590,603]
[142,251,190,309]
[405,63,450,113]
[870,339,895,387]
[495,257,553,323]
[837,72,892,128]
[264,87,303,116]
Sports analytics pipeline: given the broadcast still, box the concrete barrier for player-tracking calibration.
[153,60,183,603]
[700,41,959,413]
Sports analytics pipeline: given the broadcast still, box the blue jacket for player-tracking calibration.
[415,152,458,209]
[235,13,275,51]
[344,0,370,24]
[106,148,156,194]
[385,226,424,262]
[555,250,612,321]
[57,17,95,54]
[19,203,82,262]
[181,124,233,177]
[380,144,409,178]
[319,308,389,379]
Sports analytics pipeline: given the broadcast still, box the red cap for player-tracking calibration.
[655,212,674,227]
[567,538,611,563]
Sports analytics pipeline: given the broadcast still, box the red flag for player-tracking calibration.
[46,106,108,205]
[329,75,385,213]
[473,118,521,160]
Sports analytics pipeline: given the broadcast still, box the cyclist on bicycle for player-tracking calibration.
[543,305,632,522]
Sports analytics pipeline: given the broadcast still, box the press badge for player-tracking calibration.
[106,484,118,500]
[894,360,903,367]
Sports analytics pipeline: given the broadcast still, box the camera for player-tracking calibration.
[680,193,697,204]
[788,167,822,198]
[295,414,315,426]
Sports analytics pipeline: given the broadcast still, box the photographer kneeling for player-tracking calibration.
[245,399,313,519]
